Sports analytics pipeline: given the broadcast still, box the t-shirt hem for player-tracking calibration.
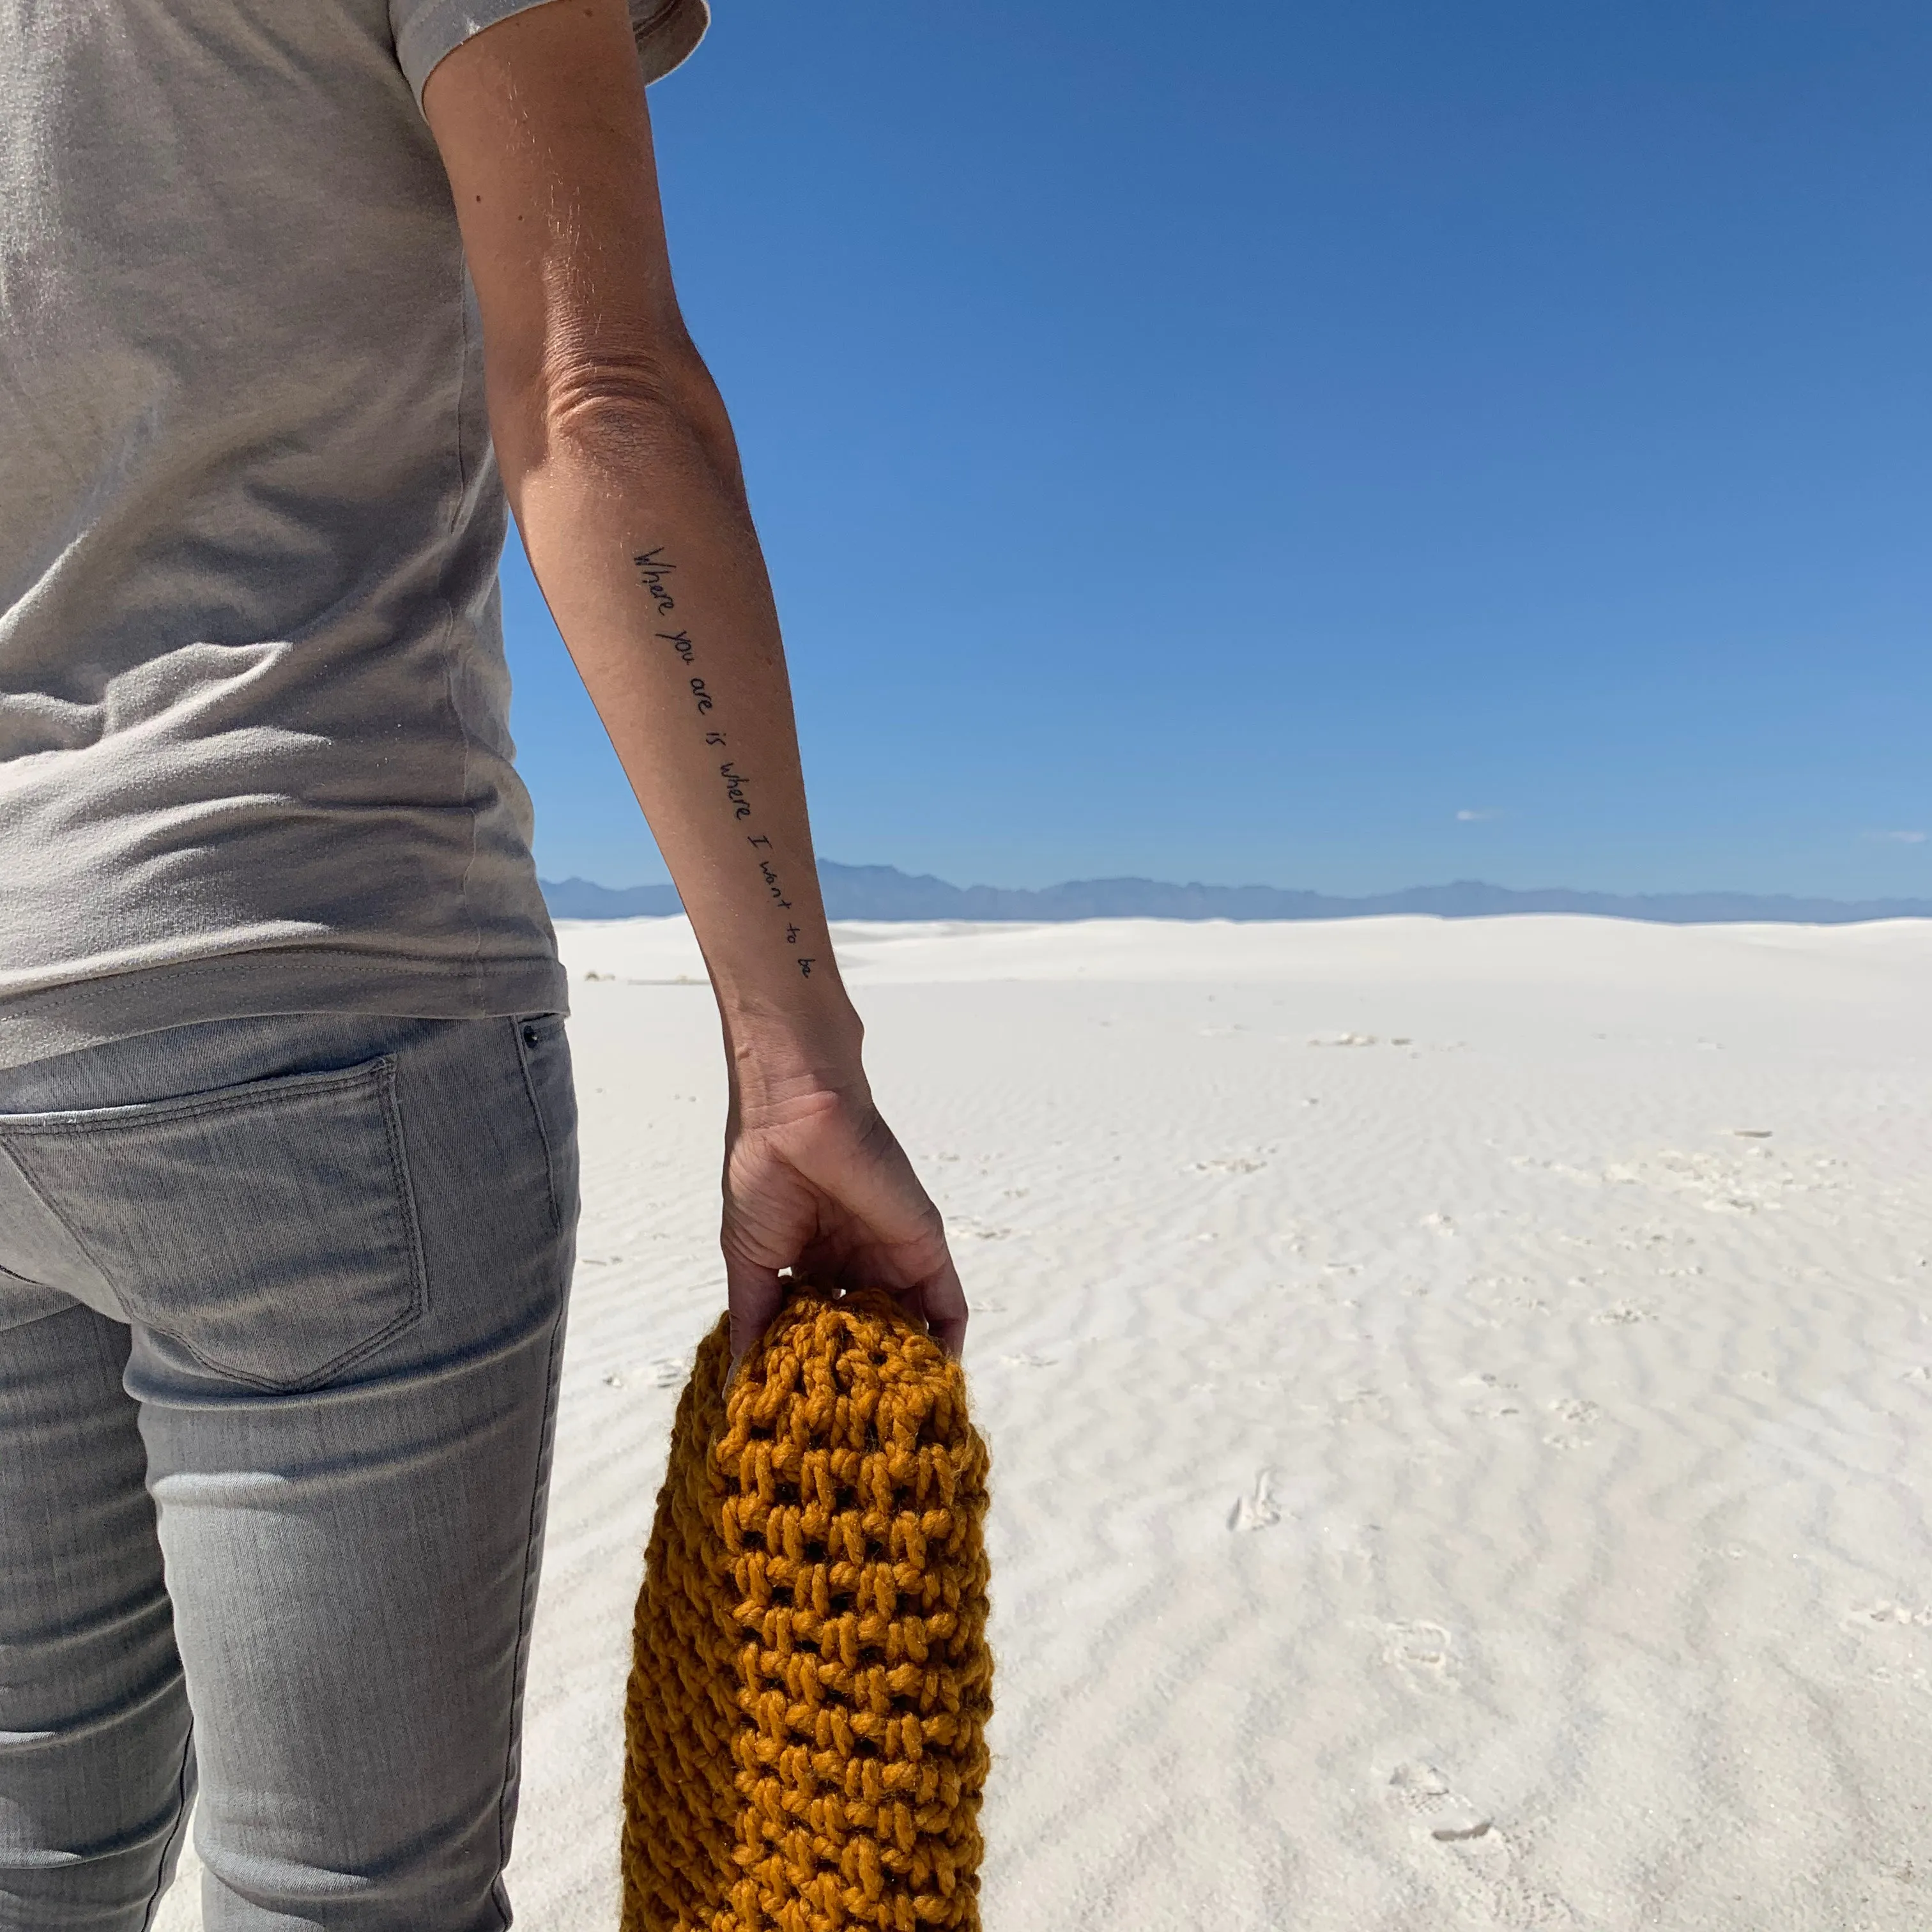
[0,950,571,1071]
[630,0,709,84]
[395,0,709,105]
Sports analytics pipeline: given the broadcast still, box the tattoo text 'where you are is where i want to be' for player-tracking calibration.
[631,546,816,978]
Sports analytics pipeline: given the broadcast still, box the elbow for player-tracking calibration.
[526,342,738,484]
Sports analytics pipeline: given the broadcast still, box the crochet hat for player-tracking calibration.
[622,1284,993,1931]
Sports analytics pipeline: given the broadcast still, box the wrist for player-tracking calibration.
[719,990,867,1117]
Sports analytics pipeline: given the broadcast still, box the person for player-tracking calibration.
[0,1,968,1924]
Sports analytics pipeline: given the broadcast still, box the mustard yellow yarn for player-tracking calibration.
[621,1286,993,1932]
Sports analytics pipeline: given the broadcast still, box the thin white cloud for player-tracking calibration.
[1865,829,1928,845]
[1455,808,1502,823]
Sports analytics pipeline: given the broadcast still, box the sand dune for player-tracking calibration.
[155,915,1932,1929]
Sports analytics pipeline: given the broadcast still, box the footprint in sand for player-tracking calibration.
[1542,1397,1601,1448]
[1386,1761,1493,1841]
[1229,1469,1281,1533]
[1460,1371,1521,1420]
[1848,1600,1932,1630]
[1385,1762,1579,1922]
[1591,1301,1655,1326]
[1376,1620,1460,1691]
[1335,1385,1391,1425]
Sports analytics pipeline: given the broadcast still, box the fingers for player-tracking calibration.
[737,1258,970,1363]
[719,1098,970,1365]
[724,1255,786,1367]
[873,1239,969,1358]
[905,1254,969,1360]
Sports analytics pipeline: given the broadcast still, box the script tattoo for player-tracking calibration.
[634,545,814,977]
[632,549,677,614]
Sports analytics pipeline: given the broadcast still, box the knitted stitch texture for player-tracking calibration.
[622,1286,993,1932]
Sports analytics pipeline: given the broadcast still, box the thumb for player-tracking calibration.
[725,1256,786,1370]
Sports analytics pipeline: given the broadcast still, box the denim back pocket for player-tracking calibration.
[0,1054,425,1392]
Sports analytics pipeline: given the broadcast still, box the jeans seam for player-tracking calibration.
[494,1305,566,1921]
[138,1710,195,1932]
[0,1137,120,1310]
[512,1020,562,1232]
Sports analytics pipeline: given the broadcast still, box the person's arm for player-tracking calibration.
[421,0,965,1358]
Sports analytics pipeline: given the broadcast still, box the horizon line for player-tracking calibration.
[539,863,1932,917]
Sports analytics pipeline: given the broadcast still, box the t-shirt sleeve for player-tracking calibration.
[393,0,709,107]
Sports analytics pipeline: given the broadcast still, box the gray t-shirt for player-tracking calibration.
[0,0,706,1067]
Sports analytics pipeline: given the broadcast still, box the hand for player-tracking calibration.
[720,1081,968,1365]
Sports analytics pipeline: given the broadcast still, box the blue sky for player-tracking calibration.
[502,0,1932,898]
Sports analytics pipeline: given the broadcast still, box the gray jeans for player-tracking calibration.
[0,1010,578,1930]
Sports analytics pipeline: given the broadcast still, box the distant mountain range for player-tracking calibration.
[540,863,1932,926]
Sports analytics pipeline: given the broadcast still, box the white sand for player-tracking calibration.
[156,914,1932,1929]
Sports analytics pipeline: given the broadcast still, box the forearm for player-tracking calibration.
[425,0,962,1351]
[500,365,862,1112]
